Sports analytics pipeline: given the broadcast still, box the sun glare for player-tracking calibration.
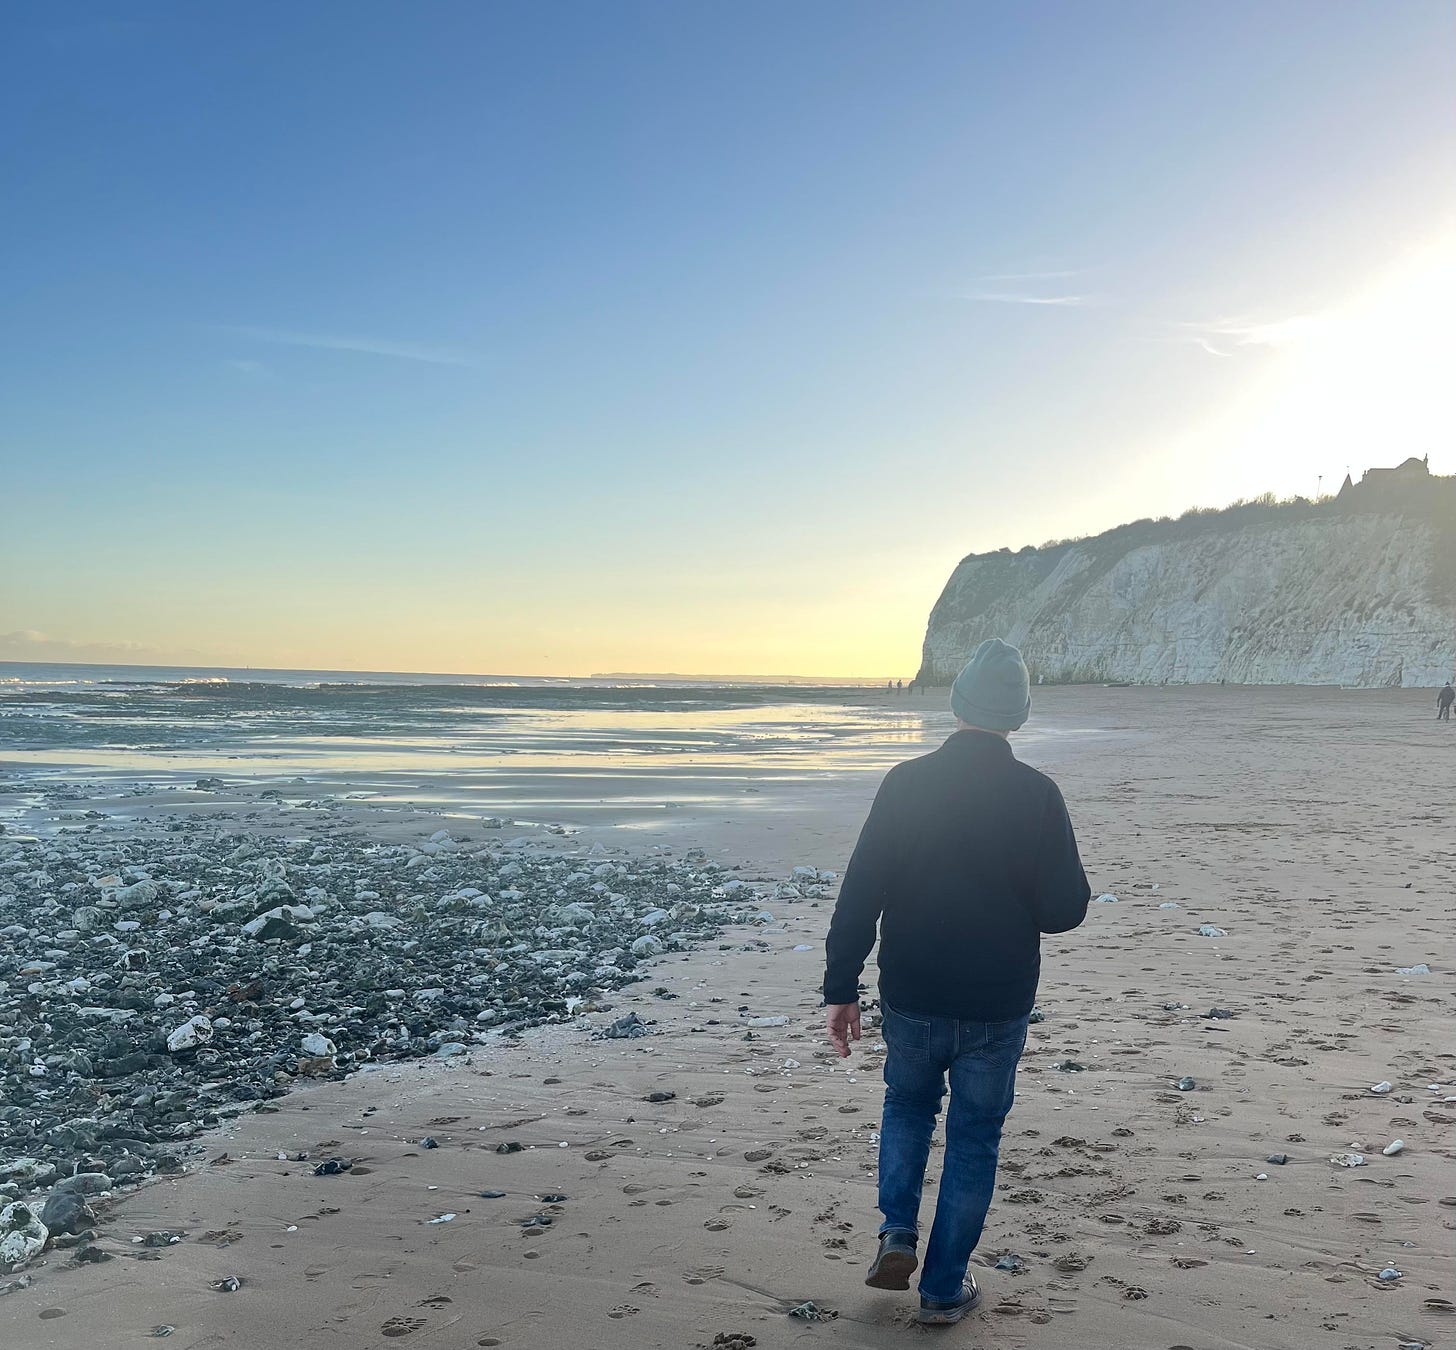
[1191,235,1456,496]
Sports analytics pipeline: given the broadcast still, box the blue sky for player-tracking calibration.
[4,2,1454,674]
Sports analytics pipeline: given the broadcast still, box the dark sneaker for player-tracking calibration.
[917,1276,982,1325]
[864,1230,918,1290]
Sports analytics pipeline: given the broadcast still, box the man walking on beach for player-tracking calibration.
[822,639,1090,1325]
[1438,681,1453,720]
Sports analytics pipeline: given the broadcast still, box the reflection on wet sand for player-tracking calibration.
[1,679,1105,830]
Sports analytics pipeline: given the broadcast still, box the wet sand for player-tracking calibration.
[5,686,1454,1349]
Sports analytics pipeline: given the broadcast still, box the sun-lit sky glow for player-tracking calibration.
[3,2,1454,677]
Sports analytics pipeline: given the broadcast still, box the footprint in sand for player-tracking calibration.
[382,1316,427,1337]
[704,1216,732,1232]
[684,1265,724,1285]
[607,1306,639,1318]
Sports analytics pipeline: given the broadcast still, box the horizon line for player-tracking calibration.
[0,656,918,684]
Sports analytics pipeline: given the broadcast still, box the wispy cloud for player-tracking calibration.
[961,290,1099,307]
[973,268,1089,283]
[0,629,222,665]
[219,324,481,368]
[2,629,146,660]
[1181,310,1334,356]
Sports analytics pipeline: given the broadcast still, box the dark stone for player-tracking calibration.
[40,1192,95,1237]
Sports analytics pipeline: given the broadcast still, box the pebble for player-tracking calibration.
[1197,924,1228,937]
[1382,1139,1405,1156]
[1094,893,1118,903]
[1176,1076,1196,1091]
[39,1192,94,1236]
[0,1202,48,1273]
[1266,1153,1288,1166]
[596,1012,651,1040]
[165,1015,213,1053]
[1370,1081,1393,1095]
[1396,964,1431,975]
[1330,1152,1366,1167]
[1378,1267,1402,1282]
[0,824,761,1217]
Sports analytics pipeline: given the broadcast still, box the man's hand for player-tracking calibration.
[826,1002,862,1058]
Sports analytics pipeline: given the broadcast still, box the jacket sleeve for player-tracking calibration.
[1030,779,1090,934]
[823,770,900,1004]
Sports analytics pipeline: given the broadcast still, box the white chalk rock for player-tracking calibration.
[1198,924,1228,937]
[1095,893,1119,903]
[1370,1081,1393,1095]
[1382,1139,1405,1156]
[166,1014,213,1053]
[630,935,664,958]
[300,1033,336,1058]
[1396,963,1431,975]
[0,1202,48,1273]
[241,904,314,937]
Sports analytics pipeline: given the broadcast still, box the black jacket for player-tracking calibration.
[823,730,1089,1021]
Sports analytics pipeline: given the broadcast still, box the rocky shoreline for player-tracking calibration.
[0,809,835,1281]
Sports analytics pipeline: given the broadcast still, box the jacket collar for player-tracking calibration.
[942,728,1014,758]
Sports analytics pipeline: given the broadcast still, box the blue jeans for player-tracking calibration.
[877,1001,1029,1301]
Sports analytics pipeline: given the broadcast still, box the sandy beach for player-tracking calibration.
[3,685,1453,1350]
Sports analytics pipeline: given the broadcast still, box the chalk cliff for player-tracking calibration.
[919,459,1456,687]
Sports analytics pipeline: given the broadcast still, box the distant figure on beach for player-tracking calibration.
[823,639,1090,1325]
[1439,681,1454,720]
[896,679,904,693]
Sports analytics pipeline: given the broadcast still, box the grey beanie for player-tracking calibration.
[950,638,1031,731]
